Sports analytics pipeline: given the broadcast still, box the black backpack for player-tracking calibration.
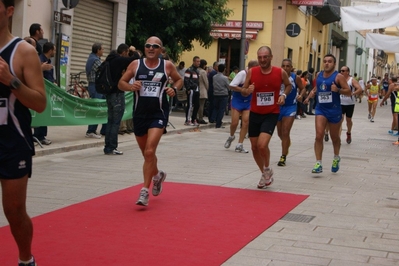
[95,60,115,94]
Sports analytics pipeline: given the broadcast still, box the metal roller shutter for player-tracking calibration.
[69,0,113,81]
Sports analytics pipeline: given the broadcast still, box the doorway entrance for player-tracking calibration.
[218,39,241,74]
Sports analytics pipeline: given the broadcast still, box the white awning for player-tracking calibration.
[341,3,399,32]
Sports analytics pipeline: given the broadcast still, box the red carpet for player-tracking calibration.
[0,183,307,265]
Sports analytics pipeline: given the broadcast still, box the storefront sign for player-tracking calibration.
[213,20,264,30]
[210,31,257,40]
[291,0,323,6]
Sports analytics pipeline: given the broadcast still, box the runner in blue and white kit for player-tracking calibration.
[224,60,258,153]
[276,59,306,166]
[304,54,351,174]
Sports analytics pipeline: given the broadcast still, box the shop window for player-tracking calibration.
[287,48,293,60]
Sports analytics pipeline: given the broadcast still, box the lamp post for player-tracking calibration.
[239,0,248,70]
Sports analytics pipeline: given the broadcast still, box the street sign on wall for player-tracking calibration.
[54,11,72,25]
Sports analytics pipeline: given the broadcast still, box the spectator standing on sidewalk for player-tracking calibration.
[103,44,139,155]
[207,61,218,123]
[85,42,106,138]
[211,64,230,128]
[0,1,47,265]
[224,60,259,153]
[28,23,43,55]
[241,46,292,188]
[197,59,209,124]
[34,42,57,145]
[118,36,183,206]
[30,23,53,145]
[184,56,200,126]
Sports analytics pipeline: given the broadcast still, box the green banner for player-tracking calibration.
[31,80,133,127]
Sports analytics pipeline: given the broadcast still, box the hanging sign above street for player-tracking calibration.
[54,11,72,25]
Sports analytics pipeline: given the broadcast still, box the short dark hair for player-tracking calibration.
[42,42,55,53]
[193,56,200,62]
[200,59,207,69]
[117,43,129,54]
[92,43,102,54]
[324,54,336,63]
[29,23,41,37]
[282,58,292,66]
[129,50,141,59]
[218,64,226,72]
[2,0,15,7]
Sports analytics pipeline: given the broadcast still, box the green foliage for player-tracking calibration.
[126,0,232,61]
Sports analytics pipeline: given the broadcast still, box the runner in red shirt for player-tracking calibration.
[241,46,292,189]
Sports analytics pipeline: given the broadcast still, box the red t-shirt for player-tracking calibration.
[250,66,283,114]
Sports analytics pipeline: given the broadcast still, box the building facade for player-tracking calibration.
[179,0,343,75]
[10,0,128,89]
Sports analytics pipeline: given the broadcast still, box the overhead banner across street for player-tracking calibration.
[365,33,399,53]
[341,3,399,32]
[31,80,133,127]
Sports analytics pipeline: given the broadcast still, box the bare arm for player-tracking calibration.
[295,75,306,102]
[0,42,46,113]
[279,69,292,105]
[334,74,351,96]
[303,72,318,104]
[241,69,253,97]
[351,78,363,96]
[165,60,183,97]
[380,83,394,106]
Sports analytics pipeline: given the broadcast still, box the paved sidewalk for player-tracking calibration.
[2,99,399,265]
[33,109,214,157]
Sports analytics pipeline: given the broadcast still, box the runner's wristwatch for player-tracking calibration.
[10,77,22,90]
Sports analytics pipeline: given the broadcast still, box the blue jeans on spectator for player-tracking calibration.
[211,95,228,128]
[86,82,106,134]
[104,93,125,154]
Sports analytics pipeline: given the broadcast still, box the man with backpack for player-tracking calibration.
[102,44,139,155]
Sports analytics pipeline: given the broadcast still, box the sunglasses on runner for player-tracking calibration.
[145,43,161,49]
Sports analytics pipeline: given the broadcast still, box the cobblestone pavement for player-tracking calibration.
[1,99,399,265]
